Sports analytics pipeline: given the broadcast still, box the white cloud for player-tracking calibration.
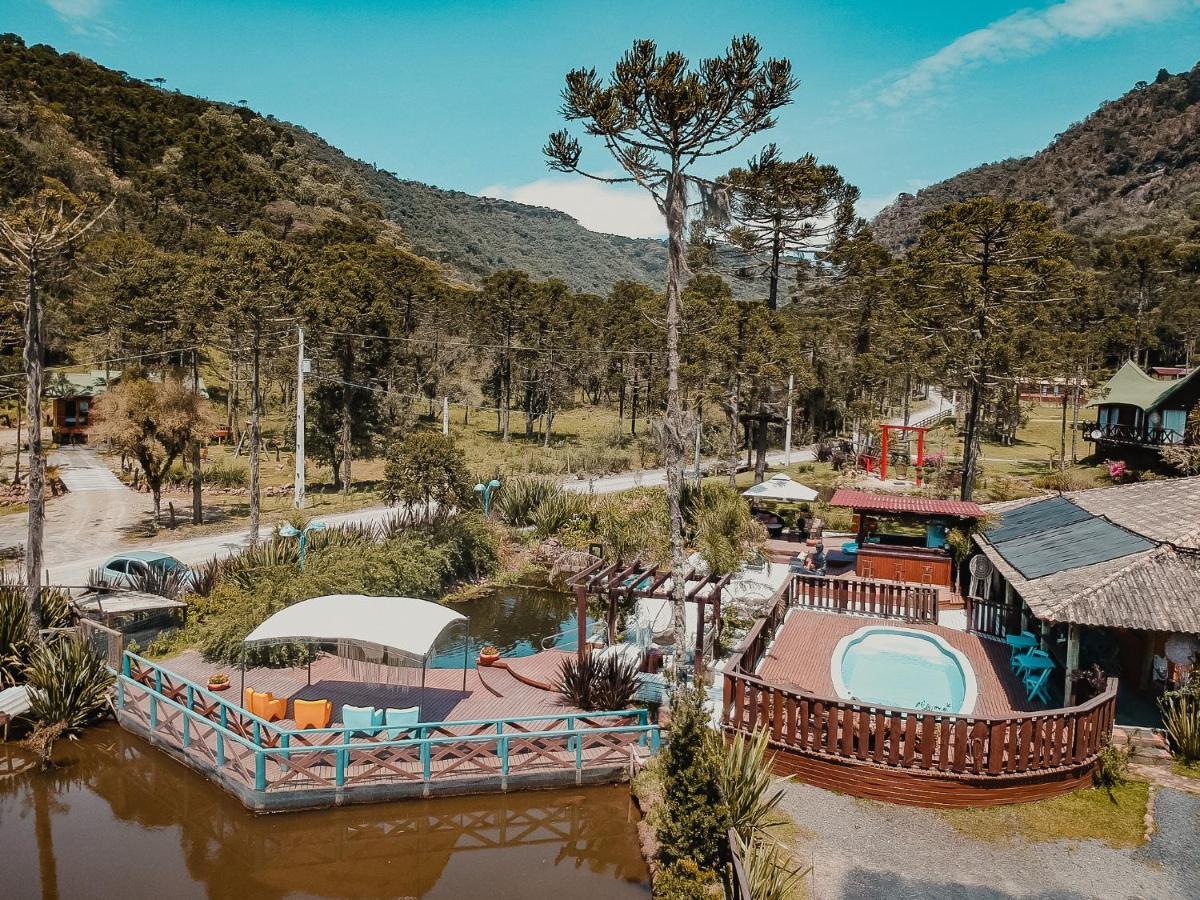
[878,0,1195,108]
[479,177,665,239]
[43,0,115,38]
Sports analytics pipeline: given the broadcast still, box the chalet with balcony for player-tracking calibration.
[1083,360,1200,451]
[45,370,110,444]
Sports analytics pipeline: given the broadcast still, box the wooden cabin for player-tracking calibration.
[1084,360,1200,451]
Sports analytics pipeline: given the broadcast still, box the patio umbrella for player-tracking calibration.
[741,473,818,503]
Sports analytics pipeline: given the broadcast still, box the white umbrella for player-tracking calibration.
[742,474,818,503]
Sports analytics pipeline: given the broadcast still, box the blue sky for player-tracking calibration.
[10,0,1200,237]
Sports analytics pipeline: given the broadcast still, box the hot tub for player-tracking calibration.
[830,625,978,715]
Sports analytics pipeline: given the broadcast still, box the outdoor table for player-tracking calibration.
[1013,651,1055,679]
[1005,632,1039,662]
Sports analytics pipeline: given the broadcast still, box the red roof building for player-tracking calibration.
[829,489,983,520]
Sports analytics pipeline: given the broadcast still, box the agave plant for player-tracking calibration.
[720,728,787,844]
[531,491,593,538]
[555,651,641,711]
[25,637,114,734]
[125,564,193,601]
[494,476,562,527]
[1160,691,1200,762]
[0,584,72,686]
[730,830,807,900]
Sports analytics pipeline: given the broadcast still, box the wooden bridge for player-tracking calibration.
[115,652,659,812]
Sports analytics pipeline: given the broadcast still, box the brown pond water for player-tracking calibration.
[0,724,651,900]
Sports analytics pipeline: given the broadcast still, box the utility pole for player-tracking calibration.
[693,402,702,482]
[294,325,306,509]
[442,396,449,435]
[784,373,794,466]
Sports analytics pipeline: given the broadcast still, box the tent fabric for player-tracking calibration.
[742,474,818,502]
[243,594,466,662]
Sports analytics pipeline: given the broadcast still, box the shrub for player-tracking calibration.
[0,584,71,686]
[554,651,640,711]
[1033,469,1096,492]
[1072,664,1110,704]
[532,491,593,537]
[657,684,730,869]
[205,458,249,489]
[25,637,113,735]
[382,432,471,522]
[1160,690,1200,762]
[654,860,719,899]
[720,729,787,844]
[494,475,562,527]
[732,831,805,900]
[1093,739,1130,788]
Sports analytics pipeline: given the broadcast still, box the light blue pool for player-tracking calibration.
[830,625,978,715]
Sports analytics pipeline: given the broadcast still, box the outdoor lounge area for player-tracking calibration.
[721,571,1118,808]
[112,594,659,811]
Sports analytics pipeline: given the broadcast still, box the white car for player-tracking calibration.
[97,551,193,589]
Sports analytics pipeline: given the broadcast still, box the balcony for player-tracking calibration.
[1082,422,1187,448]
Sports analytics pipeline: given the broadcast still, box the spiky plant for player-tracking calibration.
[125,564,193,601]
[531,491,593,538]
[730,830,806,900]
[1160,691,1200,762]
[0,584,71,685]
[25,637,113,735]
[591,652,641,711]
[494,475,562,527]
[555,653,595,709]
[720,728,788,844]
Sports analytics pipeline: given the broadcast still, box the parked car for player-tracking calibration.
[97,551,194,589]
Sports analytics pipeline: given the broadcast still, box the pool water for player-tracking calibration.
[833,626,976,714]
[428,586,596,668]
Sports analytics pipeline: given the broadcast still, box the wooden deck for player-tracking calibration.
[757,608,1038,716]
[161,649,574,727]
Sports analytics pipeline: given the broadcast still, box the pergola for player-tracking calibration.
[241,594,469,713]
[565,560,732,673]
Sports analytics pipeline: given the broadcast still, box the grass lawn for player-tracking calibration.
[937,780,1150,848]
[1172,759,1200,780]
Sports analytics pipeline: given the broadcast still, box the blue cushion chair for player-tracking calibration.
[1024,667,1053,705]
[1014,648,1051,679]
[384,706,421,740]
[342,704,383,737]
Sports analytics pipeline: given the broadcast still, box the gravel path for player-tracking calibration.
[777,780,1200,899]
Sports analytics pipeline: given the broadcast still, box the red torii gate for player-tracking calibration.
[879,424,928,485]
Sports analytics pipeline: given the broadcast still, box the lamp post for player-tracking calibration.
[474,479,501,516]
[278,520,327,568]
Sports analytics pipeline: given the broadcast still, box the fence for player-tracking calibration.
[721,580,1118,803]
[793,574,939,623]
[115,652,658,809]
[964,594,1020,640]
[76,618,126,670]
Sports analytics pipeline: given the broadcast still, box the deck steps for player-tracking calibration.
[1113,726,1173,762]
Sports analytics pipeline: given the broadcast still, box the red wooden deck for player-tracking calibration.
[757,608,1037,716]
[161,649,574,726]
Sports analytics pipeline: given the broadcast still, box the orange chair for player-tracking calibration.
[242,688,288,722]
[293,698,332,729]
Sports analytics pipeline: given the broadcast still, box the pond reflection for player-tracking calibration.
[0,724,650,899]
[430,587,596,667]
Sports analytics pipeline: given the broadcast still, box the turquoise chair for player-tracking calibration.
[1005,631,1038,664]
[1024,667,1053,705]
[384,706,420,740]
[342,704,383,737]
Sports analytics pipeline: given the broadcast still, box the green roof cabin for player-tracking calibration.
[1083,360,1200,451]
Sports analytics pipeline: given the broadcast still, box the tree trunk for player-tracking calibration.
[191,349,203,525]
[340,342,354,496]
[961,375,983,501]
[727,381,740,488]
[663,171,690,666]
[13,393,21,485]
[249,337,262,543]
[151,482,163,525]
[768,218,782,311]
[501,339,512,442]
[753,399,769,484]
[23,257,45,640]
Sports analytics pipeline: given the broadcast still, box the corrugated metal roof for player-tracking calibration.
[984,496,1091,544]
[828,489,983,519]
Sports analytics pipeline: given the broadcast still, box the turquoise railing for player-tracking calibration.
[116,651,660,794]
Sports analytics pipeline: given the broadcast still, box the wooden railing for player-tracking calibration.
[964,594,1019,640]
[793,574,938,623]
[722,670,1116,780]
[1085,422,1187,446]
[115,652,658,806]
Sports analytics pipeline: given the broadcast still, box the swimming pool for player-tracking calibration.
[830,625,978,715]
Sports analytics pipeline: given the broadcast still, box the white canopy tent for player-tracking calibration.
[241,594,470,701]
[742,473,818,503]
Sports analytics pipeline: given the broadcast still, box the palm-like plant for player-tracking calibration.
[25,637,113,734]
[720,728,788,843]
[494,475,562,527]
[555,652,641,711]
[1160,690,1200,761]
[730,830,806,900]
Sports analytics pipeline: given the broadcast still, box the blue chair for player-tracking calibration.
[1005,631,1038,664]
[384,706,420,740]
[342,704,383,737]
[1024,667,1053,704]
[1014,649,1051,679]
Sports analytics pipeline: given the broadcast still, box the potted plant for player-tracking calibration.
[478,645,501,667]
[207,672,231,692]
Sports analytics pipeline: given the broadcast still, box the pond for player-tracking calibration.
[429,586,596,668]
[0,724,651,899]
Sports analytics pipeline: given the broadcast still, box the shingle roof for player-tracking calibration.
[976,476,1200,634]
[829,489,983,519]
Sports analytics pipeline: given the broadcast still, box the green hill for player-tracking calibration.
[0,33,666,293]
[872,63,1200,250]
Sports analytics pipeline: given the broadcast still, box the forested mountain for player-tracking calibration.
[872,63,1200,250]
[0,34,665,292]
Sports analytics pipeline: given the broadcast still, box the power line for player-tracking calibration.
[321,329,661,357]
